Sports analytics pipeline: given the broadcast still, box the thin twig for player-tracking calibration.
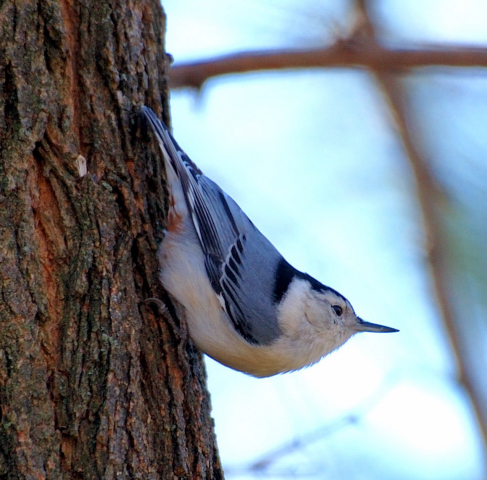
[225,378,399,476]
[169,41,487,89]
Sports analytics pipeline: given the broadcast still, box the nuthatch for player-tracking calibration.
[143,106,398,377]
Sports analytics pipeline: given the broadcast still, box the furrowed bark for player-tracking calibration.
[0,0,223,478]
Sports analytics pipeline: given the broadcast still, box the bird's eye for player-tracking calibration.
[332,305,343,316]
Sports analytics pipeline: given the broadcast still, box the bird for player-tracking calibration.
[142,106,398,378]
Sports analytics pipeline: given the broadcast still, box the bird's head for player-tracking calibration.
[305,286,398,337]
[277,275,398,360]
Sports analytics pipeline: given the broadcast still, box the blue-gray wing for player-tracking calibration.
[143,107,282,345]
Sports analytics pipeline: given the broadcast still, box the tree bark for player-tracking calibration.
[0,0,223,478]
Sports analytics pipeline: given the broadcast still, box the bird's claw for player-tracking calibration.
[144,297,169,315]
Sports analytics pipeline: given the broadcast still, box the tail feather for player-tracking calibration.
[142,106,202,177]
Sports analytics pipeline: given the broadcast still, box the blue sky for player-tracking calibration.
[161,1,487,478]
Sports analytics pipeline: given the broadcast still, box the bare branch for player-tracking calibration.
[169,40,487,89]
[354,0,487,459]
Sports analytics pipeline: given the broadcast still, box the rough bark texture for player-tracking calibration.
[0,0,223,478]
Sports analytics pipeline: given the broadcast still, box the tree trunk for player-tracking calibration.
[0,0,223,478]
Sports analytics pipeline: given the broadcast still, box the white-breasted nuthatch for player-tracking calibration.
[142,106,398,378]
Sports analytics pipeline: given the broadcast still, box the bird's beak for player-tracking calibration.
[355,317,399,333]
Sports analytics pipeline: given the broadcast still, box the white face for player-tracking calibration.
[306,286,400,337]
[305,289,358,333]
[276,278,397,368]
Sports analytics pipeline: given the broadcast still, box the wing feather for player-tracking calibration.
[143,107,282,345]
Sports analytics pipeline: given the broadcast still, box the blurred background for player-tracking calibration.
[162,1,487,478]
